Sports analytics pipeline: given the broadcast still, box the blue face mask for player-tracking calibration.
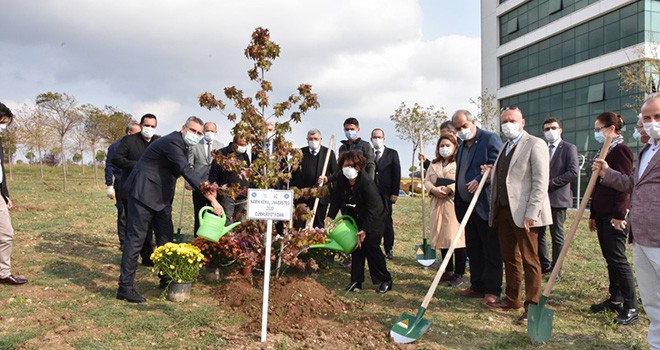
[345,130,357,140]
[184,129,202,146]
[594,131,606,144]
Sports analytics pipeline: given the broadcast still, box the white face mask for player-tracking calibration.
[141,126,156,139]
[633,129,642,142]
[456,127,474,141]
[203,131,215,143]
[371,138,384,149]
[308,140,320,150]
[342,166,358,180]
[594,131,606,144]
[439,146,453,158]
[544,130,560,143]
[235,145,247,154]
[643,121,660,140]
[501,122,522,140]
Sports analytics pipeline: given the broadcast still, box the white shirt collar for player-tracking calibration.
[549,138,562,148]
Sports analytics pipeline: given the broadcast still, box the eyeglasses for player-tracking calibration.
[594,125,612,132]
[500,105,520,112]
[187,127,204,137]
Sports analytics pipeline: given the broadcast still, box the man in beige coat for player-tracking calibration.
[482,106,552,325]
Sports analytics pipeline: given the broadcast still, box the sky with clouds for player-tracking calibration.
[0,0,481,172]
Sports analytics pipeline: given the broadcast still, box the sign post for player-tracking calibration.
[247,188,293,342]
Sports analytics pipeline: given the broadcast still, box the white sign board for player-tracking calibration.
[246,189,293,221]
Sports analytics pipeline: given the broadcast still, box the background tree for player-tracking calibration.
[95,150,106,164]
[389,102,445,190]
[72,153,82,165]
[43,148,61,167]
[470,89,500,132]
[25,151,35,166]
[618,44,660,112]
[70,125,87,174]
[36,92,83,191]
[1,125,18,181]
[99,106,133,144]
[15,105,51,178]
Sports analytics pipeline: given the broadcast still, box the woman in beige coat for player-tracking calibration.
[424,134,465,287]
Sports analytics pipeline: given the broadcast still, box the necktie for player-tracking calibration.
[549,144,555,159]
[311,149,317,156]
[207,142,212,163]
[505,141,514,156]
[375,150,381,163]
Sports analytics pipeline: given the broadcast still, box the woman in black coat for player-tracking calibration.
[327,151,393,293]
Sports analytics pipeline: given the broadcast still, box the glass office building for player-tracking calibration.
[482,0,658,200]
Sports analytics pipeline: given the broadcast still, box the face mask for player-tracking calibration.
[342,166,358,180]
[183,130,201,146]
[203,131,215,143]
[345,130,357,141]
[456,127,473,141]
[371,138,384,149]
[308,140,320,150]
[643,121,660,140]
[0,124,7,131]
[544,130,560,143]
[439,146,453,158]
[594,131,606,144]
[633,129,642,142]
[141,126,156,139]
[501,122,522,140]
[235,145,247,154]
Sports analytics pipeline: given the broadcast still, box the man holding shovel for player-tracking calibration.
[593,93,660,350]
[482,106,552,326]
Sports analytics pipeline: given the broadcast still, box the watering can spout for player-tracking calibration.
[309,239,344,252]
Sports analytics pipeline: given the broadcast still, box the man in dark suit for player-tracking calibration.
[117,116,224,303]
[0,103,27,286]
[291,128,337,228]
[187,121,224,234]
[209,135,251,224]
[105,120,140,248]
[538,118,578,280]
[339,117,375,179]
[112,113,159,263]
[451,109,504,306]
[371,128,401,259]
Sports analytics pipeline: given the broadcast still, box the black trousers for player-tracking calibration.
[594,216,638,309]
[351,232,391,285]
[113,182,126,245]
[538,207,566,272]
[440,248,467,275]
[382,198,395,251]
[119,197,174,289]
[192,189,210,236]
[456,196,503,296]
[122,198,154,263]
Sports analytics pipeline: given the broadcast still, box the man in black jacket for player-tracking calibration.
[117,116,224,303]
[371,128,401,259]
[338,117,375,180]
[0,103,27,286]
[112,113,159,264]
[209,135,251,224]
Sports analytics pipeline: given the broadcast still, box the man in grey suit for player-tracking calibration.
[594,93,660,349]
[538,118,578,280]
[187,121,224,234]
[483,106,552,326]
[117,116,224,303]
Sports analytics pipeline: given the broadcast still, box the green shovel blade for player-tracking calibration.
[390,307,431,344]
[415,239,436,267]
[527,296,554,345]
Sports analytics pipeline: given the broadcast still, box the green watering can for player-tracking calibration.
[309,215,358,254]
[196,206,241,243]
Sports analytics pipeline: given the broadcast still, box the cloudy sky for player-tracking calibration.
[0,0,481,172]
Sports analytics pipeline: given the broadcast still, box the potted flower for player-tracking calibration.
[192,236,240,281]
[151,242,204,302]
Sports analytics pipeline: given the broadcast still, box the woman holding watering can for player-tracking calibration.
[588,111,638,325]
[424,134,465,287]
[327,151,393,293]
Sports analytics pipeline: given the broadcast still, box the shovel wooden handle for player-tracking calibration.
[176,184,186,233]
[420,169,491,309]
[541,136,613,297]
[420,134,427,241]
[307,135,335,228]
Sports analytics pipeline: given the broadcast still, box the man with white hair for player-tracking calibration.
[594,93,660,349]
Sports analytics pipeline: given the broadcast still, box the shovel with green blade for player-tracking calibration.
[528,136,612,345]
[415,133,436,266]
[392,169,490,343]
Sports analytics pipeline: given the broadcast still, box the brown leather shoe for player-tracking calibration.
[514,311,528,325]
[0,275,28,285]
[485,299,521,310]
[480,294,498,305]
[454,287,484,298]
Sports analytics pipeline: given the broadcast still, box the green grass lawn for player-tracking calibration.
[0,164,649,349]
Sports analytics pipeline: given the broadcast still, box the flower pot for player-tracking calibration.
[166,282,192,302]
[203,266,222,282]
[241,266,252,277]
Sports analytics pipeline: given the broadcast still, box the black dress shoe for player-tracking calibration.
[614,309,639,325]
[376,280,393,294]
[116,288,147,303]
[345,281,362,292]
[0,274,28,285]
[386,250,394,260]
[590,299,623,313]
